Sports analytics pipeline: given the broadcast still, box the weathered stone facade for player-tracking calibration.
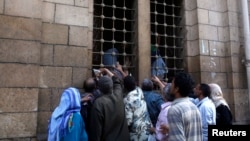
[0,0,249,140]
[185,0,250,125]
[0,0,93,140]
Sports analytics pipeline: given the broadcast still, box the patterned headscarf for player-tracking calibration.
[48,87,81,141]
[208,83,230,109]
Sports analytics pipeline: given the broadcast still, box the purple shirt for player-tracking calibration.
[155,101,172,141]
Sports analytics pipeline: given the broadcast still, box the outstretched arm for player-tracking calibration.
[115,62,128,78]
[99,68,114,77]
[151,75,165,93]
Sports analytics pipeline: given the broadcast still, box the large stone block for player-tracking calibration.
[208,11,228,26]
[197,9,208,24]
[69,26,88,46]
[5,0,42,18]
[0,39,40,64]
[234,102,250,122]
[75,0,88,7]
[55,4,88,26]
[184,0,197,10]
[0,113,37,138]
[231,56,245,72]
[228,12,239,27]
[186,25,198,40]
[51,88,64,110]
[54,45,88,67]
[186,56,200,72]
[88,11,93,30]
[186,40,199,56]
[72,68,89,88]
[197,0,227,12]
[218,27,229,42]
[209,41,226,57]
[31,138,37,141]
[221,88,234,105]
[229,27,240,41]
[88,31,93,49]
[0,138,34,141]
[185,9,198,26]
[233,89,249,105]
[39,66,72,88]
[0,0,3,14]
[0,15,41,40]
[200,56,220,72]
[0,88,38,113]
[189,72,201,84]
[38,89,51,111]
[88,0,93,13]
[42,2,55,23]
[227,0,239,12]
[219,57,229,72]
[230,73,248,89]
[0,64,39,87]
[44,0,74,5]
[40,44,53,66]
[201,72,227,87]
[37,111,51,134]
[42,23,68,44]
[199,24,218,40]
[199,39,209,55]
[226,42,241,56]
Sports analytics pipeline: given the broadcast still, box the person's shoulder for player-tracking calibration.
[92,96,106,105]
[217,104,231,111]
[72,112,83,121]
[201,97,214,104]
[152,91,164,100]
[151,90,161,95]
[143,90,159,96]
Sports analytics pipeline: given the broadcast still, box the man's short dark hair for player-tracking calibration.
[200,83,211,98]
[173,72,195,97]
[83,78,96,93]
[98,76,113,94]
[124,76,136,92]
[141,78,153,91]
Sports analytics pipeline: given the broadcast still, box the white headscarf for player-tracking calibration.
[208,83,230,109]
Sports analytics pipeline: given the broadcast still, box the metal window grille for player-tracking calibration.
[150,0,185,82]
[92,0,136,76]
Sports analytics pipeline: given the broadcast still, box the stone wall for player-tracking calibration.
[0,0,42,140]
[0,0,93,140]
[0,0,250,140]
[184,0,250,124]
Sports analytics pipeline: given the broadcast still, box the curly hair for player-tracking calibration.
[173,72,195,97]
[123,75,136,92]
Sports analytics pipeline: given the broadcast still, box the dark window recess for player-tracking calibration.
[150,0,185,82]
[93,0,136,76]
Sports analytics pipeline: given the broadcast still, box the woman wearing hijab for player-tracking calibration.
[48,87,88,141]
[208,83,233,125]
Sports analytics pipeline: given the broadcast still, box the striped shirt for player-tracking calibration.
[167,97,203,141]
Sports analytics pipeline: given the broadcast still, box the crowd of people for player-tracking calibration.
[47,63,233,141]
